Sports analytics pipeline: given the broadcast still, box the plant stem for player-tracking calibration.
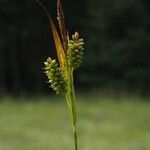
[66,67,78,150]
[71,70,78,150]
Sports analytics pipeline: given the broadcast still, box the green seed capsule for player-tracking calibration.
[44,57,67,95]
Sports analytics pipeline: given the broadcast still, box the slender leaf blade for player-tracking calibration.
[36,0,66,71]
[50,19,66,71]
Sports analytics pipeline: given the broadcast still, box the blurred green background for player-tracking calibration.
[0,95,150,150]
[0,0,150,150]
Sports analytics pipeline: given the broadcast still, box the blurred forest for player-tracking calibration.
[0,0,150,95]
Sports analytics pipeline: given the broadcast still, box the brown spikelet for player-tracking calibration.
[57,0,68,51]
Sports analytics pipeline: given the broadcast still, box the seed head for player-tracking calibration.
[67,32,84,69]
[44,57,67,95]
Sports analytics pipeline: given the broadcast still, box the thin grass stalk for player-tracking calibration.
[66,66,78,150]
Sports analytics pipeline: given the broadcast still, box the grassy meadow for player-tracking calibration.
[0,94,150,150]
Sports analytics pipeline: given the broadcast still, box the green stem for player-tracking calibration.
[66,66,78,150]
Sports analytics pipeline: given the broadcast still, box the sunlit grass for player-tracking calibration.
[0,95,150,150]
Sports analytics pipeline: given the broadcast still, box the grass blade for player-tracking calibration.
[36,0,66,71]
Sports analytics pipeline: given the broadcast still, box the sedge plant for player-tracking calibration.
[37,0,85,150]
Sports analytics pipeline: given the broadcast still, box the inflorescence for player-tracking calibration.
[44,32,84,94]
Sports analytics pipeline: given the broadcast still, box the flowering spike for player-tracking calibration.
[67,32,84,69]
[44,57,67,95]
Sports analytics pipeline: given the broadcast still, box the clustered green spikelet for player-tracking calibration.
[44,32,84,95]
[67,32,84,69]
[44,57,67,95]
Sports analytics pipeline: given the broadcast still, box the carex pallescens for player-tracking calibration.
[37,0,85,149]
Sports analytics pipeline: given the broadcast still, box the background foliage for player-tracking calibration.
[0,0,150,94]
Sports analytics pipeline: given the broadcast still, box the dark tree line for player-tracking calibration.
[0,0,150,95]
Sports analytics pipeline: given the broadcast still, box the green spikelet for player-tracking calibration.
[44,57,67,95]
[67,32,84,69]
